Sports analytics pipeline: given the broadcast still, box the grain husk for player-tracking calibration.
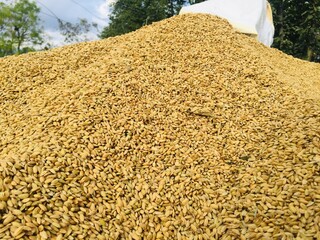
[0,14,319,239]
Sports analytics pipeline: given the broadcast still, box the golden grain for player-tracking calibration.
[0,14,319,239]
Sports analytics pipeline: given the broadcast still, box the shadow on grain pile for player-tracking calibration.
[0,14,319,240]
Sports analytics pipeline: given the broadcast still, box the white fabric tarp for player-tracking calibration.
[179,0,274,46]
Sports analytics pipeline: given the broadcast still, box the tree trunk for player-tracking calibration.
[278,1,284,49]
[307,47,313,61]
[168,0,174,17]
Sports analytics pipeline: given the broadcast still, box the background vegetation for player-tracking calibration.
[270,0,320,62]
[0,0,43,56]
[0,0,319,62]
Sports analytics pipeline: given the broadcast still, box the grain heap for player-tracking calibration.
[0,14,320,240]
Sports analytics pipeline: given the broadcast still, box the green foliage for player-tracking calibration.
[167,0,187,16]
[101,0,319,62]
[100,0,166,38]
[0,0,43,57]
[99,0,206,39]
[270,0,320,62]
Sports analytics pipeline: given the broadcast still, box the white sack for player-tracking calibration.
[179,0,274,46]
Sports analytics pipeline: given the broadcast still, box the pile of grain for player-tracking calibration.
[0,14,319,240]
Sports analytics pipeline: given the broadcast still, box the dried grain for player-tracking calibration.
[0,14,319,239]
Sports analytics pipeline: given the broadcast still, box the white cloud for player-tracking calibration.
[97,1,111,16]
[37,0,111,47]
[1,0,114,47]
[94,0,114,27]
[92,2,110,28]
[43,28,101,48]
[106,0,117,8]
[43,30,65,48]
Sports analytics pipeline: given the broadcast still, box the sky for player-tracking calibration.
[0,0,114,47]
[36,0,113,47]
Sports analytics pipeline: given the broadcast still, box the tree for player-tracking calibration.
[298,0,320,61]
[100,0,166,38]
[270,0,320,62]
[99,0,206,39]
[167,0,187,16]
[101,0,319,62]
[58,18,98,43]
[0,0,43,57]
